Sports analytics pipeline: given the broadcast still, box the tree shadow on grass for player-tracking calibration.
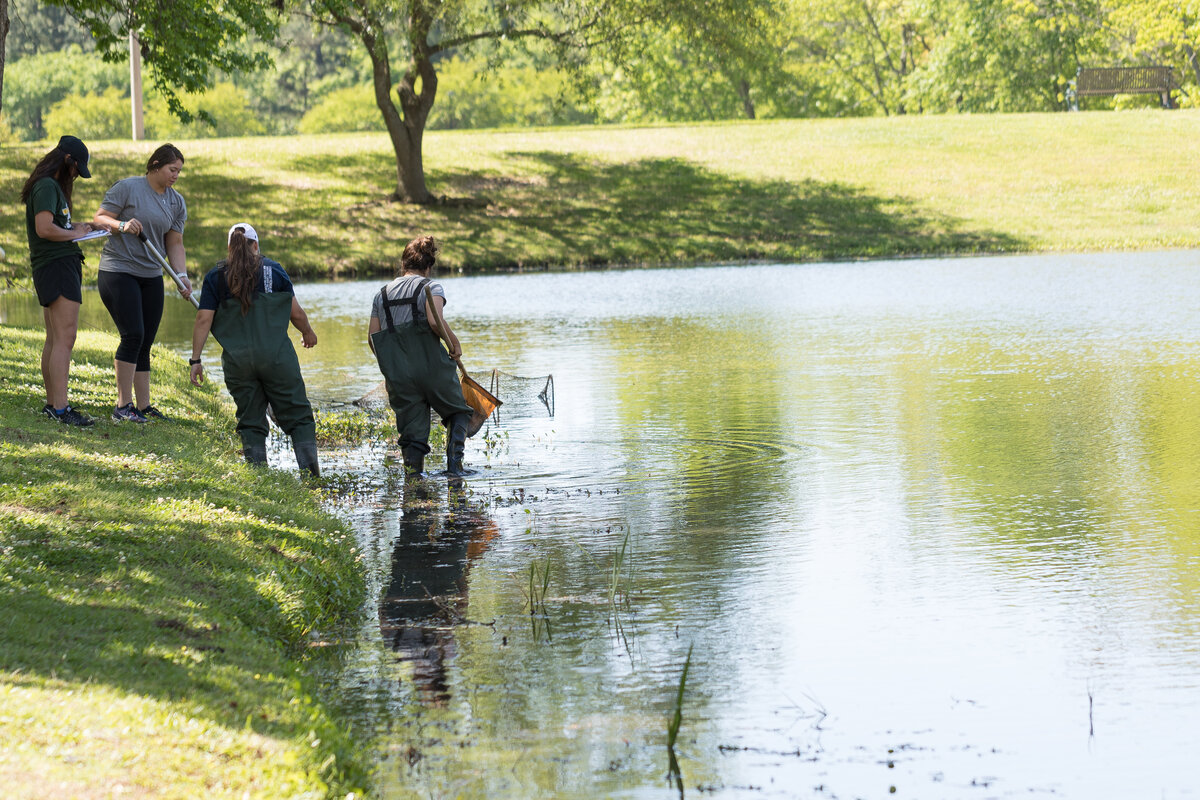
[3,145,1023,280]
[429,150,1026,268]
[275,148,1024,272]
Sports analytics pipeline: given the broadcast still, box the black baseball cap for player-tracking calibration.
[56,135,92,179]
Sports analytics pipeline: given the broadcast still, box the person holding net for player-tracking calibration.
[368,235,473,477]
[92,143,192,423]
[189,223,320,477]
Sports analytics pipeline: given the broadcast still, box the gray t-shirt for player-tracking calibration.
[98,176,187,277]
[371,275,447,326]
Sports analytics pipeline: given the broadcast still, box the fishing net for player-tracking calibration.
[487,370,554,422]
[460,374,501,437]
[353,381,391,410]
[354,369,553,433]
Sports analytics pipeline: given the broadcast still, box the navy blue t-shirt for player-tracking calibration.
[198,257,294,311]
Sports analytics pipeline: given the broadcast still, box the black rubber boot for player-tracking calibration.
[445,413,470,476]
[243,442,268,466]
[401,445,426,477]
[294,440,321,478]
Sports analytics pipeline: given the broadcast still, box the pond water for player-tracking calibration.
[4,253,1199,798]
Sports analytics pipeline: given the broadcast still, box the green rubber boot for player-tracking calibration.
[243,442,268,466]
[294,440,320,478]
[401,445,426,477]
[445,413,470,476]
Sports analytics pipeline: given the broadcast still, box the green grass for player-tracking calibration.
[0,326,369,798]
[4,111,1198,281]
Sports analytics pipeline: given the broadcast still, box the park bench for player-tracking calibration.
[1069,66,1178,110]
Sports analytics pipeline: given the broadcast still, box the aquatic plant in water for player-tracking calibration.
[667,643,694,793]
[481,427,509,458]
[608,528,631,610]
[607,527,637,653]
[313,408,394,446]
[524,559,552,642]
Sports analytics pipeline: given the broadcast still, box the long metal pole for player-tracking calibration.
[129,30,144,141]
[137,232,198,308]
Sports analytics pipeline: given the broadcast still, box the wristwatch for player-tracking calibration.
[188,358,202,366]
[118,221,126,232]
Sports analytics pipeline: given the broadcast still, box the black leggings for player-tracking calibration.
[98,271,164,371]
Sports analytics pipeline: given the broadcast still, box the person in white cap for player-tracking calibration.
[21,134,98,427]
[188,223,321,477]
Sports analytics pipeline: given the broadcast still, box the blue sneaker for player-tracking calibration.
[42,403,95,427]
[112,403,146,423]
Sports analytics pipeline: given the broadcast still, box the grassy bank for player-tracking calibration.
[0,326,368,798]
[3,111,1199,281]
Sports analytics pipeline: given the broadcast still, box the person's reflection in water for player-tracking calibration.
[379,478,498,706]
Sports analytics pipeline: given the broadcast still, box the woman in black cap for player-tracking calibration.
[21,135,98,427]
[91,143,192,423]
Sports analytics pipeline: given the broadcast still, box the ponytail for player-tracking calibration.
[226,228,261,315]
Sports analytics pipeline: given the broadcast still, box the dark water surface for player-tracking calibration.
[4,254,1199,798]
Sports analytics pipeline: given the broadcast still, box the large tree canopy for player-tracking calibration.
[6,0,1192,148]
[43,0,284,121]
[586,3,795,122]
[791,0,930,116]
[5,0,93,60]
[308,0,777,203]
[1110,0,1200,86]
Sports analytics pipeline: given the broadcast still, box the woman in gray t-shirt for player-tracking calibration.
[92,143,193,422]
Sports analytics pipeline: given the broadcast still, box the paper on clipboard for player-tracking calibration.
[74,228,111,243]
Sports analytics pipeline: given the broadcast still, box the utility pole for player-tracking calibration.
[129,29,144,140]
[1,0,10,117]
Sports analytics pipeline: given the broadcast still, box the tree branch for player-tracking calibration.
[858,1,901,78]
[433,25,573,54]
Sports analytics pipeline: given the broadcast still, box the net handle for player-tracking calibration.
[424,284,471,380]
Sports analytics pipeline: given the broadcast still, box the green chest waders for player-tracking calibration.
[211,291,316,459]
[371,280,472,474]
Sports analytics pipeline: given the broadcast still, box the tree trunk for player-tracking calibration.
[737,79,756,119]
[1186,44,1200,91]
[357,4,438,204]
[369,54,435,204]
[391,127,430,202]
[0,0,9,116]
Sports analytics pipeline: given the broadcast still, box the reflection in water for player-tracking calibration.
[326,254,1200,800]
[379,480,498,707]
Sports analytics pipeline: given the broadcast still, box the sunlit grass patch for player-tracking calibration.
[0,678,302,800]
[0,324,369,797]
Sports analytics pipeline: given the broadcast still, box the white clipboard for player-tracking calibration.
[74,228,111,243]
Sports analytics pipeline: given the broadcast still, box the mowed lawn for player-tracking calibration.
[0,328,368,798]
[2,110,1198,280]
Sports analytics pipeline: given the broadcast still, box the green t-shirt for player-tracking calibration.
[25,177,83,271]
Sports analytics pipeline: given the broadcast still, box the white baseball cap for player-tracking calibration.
[227,223,259,244]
